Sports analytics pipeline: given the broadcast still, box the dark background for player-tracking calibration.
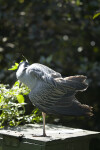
[0,0,100,131]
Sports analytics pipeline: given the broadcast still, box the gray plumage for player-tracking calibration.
[16,61,93,117]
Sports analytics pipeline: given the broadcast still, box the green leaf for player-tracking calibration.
[20,60,24,63]
[93,12,100,19]
[16,94,24,103]
[13,80,20,87]
[8,66,18,70]
[8,63,19,70]
[0,126,4,129]
[8,60,24,71]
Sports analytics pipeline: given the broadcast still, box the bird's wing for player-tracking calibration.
[28,65,92,116]
[34,63,62,78]
[29,82,92,116]
[27,64,88,91]
[27,63,61,85]
[28,63,62,78]
[29,81,75,113]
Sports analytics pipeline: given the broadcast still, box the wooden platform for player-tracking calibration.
[0,124,100,150]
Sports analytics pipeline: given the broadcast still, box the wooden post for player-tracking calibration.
[0,124,100,150]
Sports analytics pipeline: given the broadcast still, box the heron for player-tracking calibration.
[16,61,93,136]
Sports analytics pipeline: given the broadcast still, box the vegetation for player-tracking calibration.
[93,11,100,19]
[0,0,100,131]
[0,80,42,128]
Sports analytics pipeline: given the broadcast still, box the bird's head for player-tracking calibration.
[16,61,29,79]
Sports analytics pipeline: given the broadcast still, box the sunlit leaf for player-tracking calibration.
[20,60,24,63]
[93,12,100,19]
[13,80,20,87]
[16,94,24,103]
[0,98,1,103]
[8,63,19,70]
[8,66,17,70]
[0,126,4,129]
[8,60,24,71]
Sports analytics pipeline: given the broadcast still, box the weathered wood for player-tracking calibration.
[0,124,100,150]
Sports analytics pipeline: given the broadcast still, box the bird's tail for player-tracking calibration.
[78,102,93,116]
[53,97,93,117]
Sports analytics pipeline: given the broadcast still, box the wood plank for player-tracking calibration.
[0,124,100,150]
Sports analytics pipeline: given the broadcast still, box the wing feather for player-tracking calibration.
[29,82,75,113]
[29,79,92,116]
[54,76,88,91]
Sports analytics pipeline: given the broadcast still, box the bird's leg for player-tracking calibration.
[32,112,47,137]
[42,112,46,137]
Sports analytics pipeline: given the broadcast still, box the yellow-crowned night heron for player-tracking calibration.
[16,61,93,136]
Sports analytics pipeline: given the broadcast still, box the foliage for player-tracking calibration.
[8,63,19,71]
[0,81,42,128]
[93,11,100,19]
[8,60,24,70]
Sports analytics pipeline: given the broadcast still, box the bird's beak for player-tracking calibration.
[19,81,22,88]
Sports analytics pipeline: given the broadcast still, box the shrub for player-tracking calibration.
[0,81,42,128]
